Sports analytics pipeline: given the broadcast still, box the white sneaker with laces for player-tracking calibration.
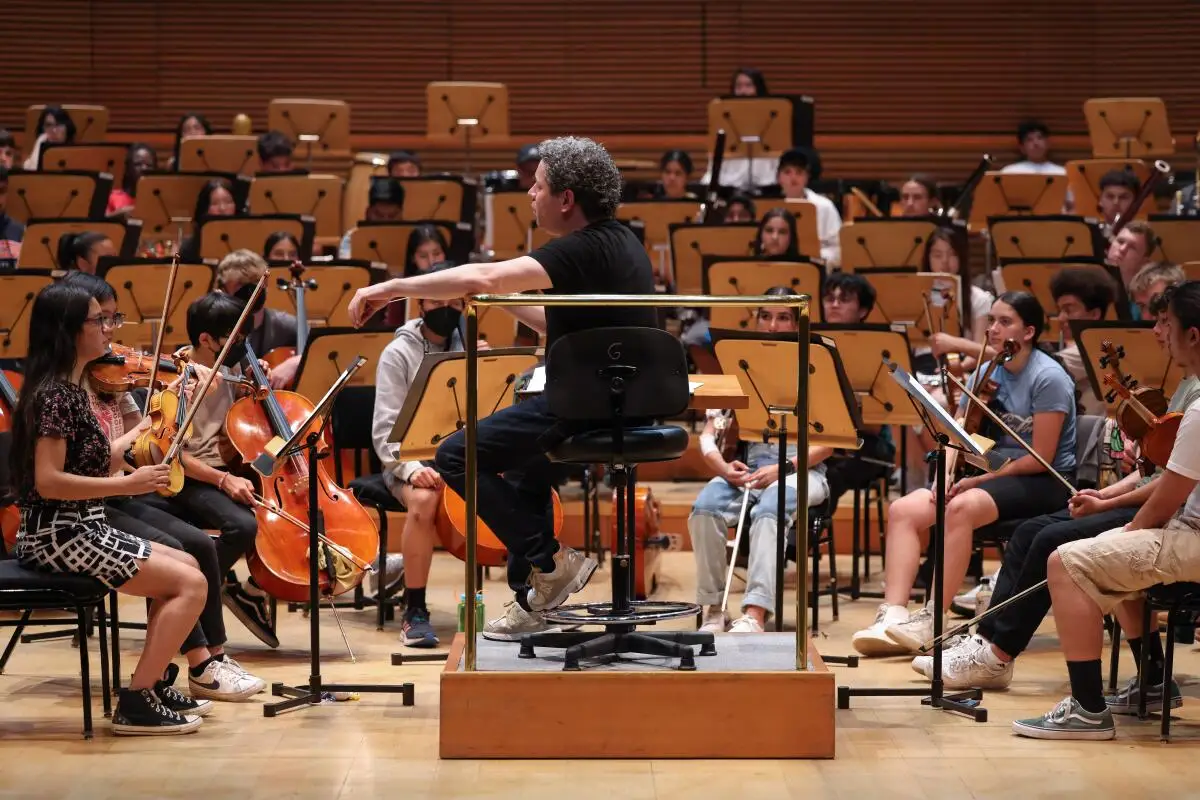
[189,659,264,702]
[728,615,764,633]
[527,546,598,612]
[851,604,912,656]
[911,633,972,677]
[885,603,940,653]
[218,656,267,694]
[482,601,563,642]
[912,635,1012,689]
[699,606,729,634]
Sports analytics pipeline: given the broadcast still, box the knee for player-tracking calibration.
[183,567,208,608]
[687,512,725,543]
[889,491,930,526]
[180,551,200,573]
[405,488,440,529]
[434,438,465,476]
[1047,551,1067,583]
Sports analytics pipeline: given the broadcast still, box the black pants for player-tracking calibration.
[106,496,228,653]
[434,394,568,599]
[978,506,1137,658]
[139,478,258,577]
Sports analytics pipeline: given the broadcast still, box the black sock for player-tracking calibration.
[1143,630,1165,684]
[213,653,227,662]
[189,656,218,679]
[1066,660,1107,713]
[1126,635,1143,665]
[406,587,427,612]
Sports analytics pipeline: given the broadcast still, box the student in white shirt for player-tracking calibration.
[775,148,842,267]
[999,120,1067,176]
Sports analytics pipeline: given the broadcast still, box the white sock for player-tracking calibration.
[883,605,909,625]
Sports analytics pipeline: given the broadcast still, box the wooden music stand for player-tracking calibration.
[399,176,477,225]
[812,325,923,427]
[17,219,139,270]
[1083,98,1175,159]
[196,214,315,263]
[1072,321,1182,412]
[293,327,398,401]
[748,198,823,259]
[485,190,535,259]
[967,172,1068,229]
[262,261,371,328]
[5,171,110,223]
[248,174,345,244]
[98,260,214,350]
[0,272,55,359]
[132,172,250,242]
[426,82,510,173]
[839,218,937,273]
[862,271,963,346]
[178,135,260,176]
[617,200,703,270]
[988,216,1103,262]
[707,98,793,165]
[344,152,388,232]
[668,223,757,295]
[267,98,352,162]
[703,259,825,329]
[38,144,130,188]
[24,104,109,145]
[1066,159,1152,220]
[345,221,459,276]
[997,260,1125,340]
[1147,216,1200,264]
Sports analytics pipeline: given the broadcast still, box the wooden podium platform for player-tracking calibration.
[440,632,835,759]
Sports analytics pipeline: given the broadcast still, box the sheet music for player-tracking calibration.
[525,366,702,396]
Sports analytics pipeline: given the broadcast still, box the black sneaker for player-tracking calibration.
[112,688,203,736]
[156,663,214,717]
[221,582,279,648]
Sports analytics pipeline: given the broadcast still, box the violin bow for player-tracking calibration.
[141,252,181,416]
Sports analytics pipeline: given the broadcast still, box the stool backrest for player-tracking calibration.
[546,327,689,422]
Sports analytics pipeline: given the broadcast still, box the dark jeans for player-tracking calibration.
[139,478,258,577]
[107,496,228,653]
[978,505,1137,658]
[434,394,569,599]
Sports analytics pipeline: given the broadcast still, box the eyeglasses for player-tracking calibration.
[84,313,127,330]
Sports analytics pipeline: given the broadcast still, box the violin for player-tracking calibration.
[89,343,181,394]
[262,261,313,386]
[130,360,194,496]
[0,369,22,550]
[228,342,379,602]
[946,338,1017,482]
[435,486,564,568]
[1100,340,1179,471]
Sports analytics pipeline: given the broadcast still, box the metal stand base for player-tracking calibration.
[520,626,716,672]
[265,680,415,717]
[837,684,986,722]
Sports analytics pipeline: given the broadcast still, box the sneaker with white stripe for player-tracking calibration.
[1012,696,1115,740]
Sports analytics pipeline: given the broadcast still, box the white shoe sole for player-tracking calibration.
[181,699,215,717]
[852,632,912,657]
[885,626,928,653]
[189,680,264,702]
[1108,695,1183,715]
[113,716,204,735]
[482,624,564,642]
[528,556,598,612]
[1011,720,1114,740]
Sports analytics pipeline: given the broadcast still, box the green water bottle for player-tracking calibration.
[456,593,466,632]
[475,590,485,632]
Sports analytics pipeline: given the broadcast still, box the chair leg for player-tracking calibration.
[110,591,122,694]
[76,604,93,740]
[0,610,33,673]
[1162,608,1177,742]
[96,599,111,718]
[850,487,863,598]
[809,524,820,635]
[1138,603,1151,720]
[376,508,389,631]
[828,525,840,622]
[1107,616,1122,693]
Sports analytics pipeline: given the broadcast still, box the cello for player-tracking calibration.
[0,369,23,550]
[226,342,379,602]
[609,486,666,600]
[435,487,564,568]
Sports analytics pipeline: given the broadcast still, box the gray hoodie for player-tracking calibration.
[371,318,464,492]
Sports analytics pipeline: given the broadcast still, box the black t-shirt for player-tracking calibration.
[529,219,657,355]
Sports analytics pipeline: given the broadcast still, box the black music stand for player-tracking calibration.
[263,357,416,717]
[837,360,1002,723]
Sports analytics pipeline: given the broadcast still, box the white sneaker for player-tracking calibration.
[885,603,940,653]
[911,633,972,677]
[728,615,764,633]
[699,606,729,634]
[218,656,267,694]
[851,604,912,656]
[188,659,265,702]
[482,601,563,642]
[912,635,1013,689]
[527,546,598,612]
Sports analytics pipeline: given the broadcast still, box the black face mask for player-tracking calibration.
[234,283,266,315]
[220,338,248,369]
[422,306,462,339]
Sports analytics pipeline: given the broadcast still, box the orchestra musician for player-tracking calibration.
[1014,281,1200,741]
[852,292,1078,656]
[348,136,654,626]
[1097,170,1140,229]
[898,174,938,217]
[724,193,756,223]
[10,282,207,735]
[999,120,1067,176]
[215,250,302,389]
[1049,267,1119,416]
[820,273,875,325]
[1128,261,1184,319]
[773,147,842,266]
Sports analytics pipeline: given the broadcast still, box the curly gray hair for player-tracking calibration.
[537,136,622,222]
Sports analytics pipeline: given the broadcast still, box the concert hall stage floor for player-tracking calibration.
[2,551,1198,799]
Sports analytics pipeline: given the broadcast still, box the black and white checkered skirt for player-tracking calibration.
[14,504,152,589]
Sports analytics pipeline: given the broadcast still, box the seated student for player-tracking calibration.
[0,129,15,170]
[215,249,300,389]
[388,150,422,179]
[690,287,832,634]
[1050,267,1118,416]
[179,179,240,262]
[921,226,995,378]
[57,231,116,274]
[338,177,407,258]
[1106,220,1156,301]
[1013,281,1200,741]
[257,131,295,174]
[775,148,843,266]
[898,174,938,217]
[11,281,207,735]
[852,292,1078,656]
[700,68,777,189]
[999,120,1067,176]
[138,292,277,648]
[0,166,25,267]
[24,105,76,171]
[655,150,697,200]
[263,230,300,262]
[107,143,157,218]
[731,66,769,97]
[724,193,756,223]
[754,208,800,259]
[1097,170,1140,229]
[916,289,1200,691]
[821,272,876,324]
[1128,261,1184,319]
[168,113,212,172]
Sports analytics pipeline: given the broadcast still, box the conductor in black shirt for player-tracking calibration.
[348,136,656,634]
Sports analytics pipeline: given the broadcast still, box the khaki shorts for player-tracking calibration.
[1057,518,1200,614]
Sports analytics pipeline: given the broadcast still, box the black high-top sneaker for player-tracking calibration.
[112,688,203,736]
[157,663,214,717]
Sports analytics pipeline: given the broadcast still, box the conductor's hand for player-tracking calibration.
[723,460,751,487]
[409,467,444,490]
[349,284,393,329]
[220,474,257,505]
[123,464,173,495]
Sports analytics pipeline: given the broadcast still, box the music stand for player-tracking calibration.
[837,360,994,723]
[703,259,824,329]
[398,176,477,225]
[38,143,130,188]
[343,153,388,232]
[196,214,315,263]
[1083,98,1175,159]
[484,190,536,259]
[997,260,1126,341]
[839,218,937,272]
[177,135,260,175]
[98,259,214,350]
[426,82,510,174]
[1072,321,1183,414]
[293,327,396,402]
[967,173,1068,230]
[263,261,372,329]
[248,174,345,244]
[345,220,461,274]
[0,272,55,359]
[861,271,962,347]
[987,216,1104,262]
[617,200,703,277]
[133,172,251,244]
[17,219,139,270]
[23,104,109,145]
[1147,216,1200,264]
[5,171,111,223]
[749,199,824,259]
[707,98,793,190]
[1066,159,1151,220]
[668,223,757,295]
[268,99,351,167]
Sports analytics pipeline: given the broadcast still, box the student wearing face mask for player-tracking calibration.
[370,262,487,648]
[215,250,301,389]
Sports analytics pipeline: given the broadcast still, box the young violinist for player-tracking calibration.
[1015,281,1200,741]
[852,291,1078,657]
[10,282,207,735]
[689,287,832,634]
[215,250,301,389]
[65,272,266,701]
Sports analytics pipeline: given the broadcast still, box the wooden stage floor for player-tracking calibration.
[1,550,1198,799]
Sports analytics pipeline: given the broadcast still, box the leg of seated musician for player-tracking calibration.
[394,481,439,649]
[689,475,747,634]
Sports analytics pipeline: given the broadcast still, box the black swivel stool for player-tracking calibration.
[519,327,716,671]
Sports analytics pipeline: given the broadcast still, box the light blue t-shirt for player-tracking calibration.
[958,348,1077,472]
